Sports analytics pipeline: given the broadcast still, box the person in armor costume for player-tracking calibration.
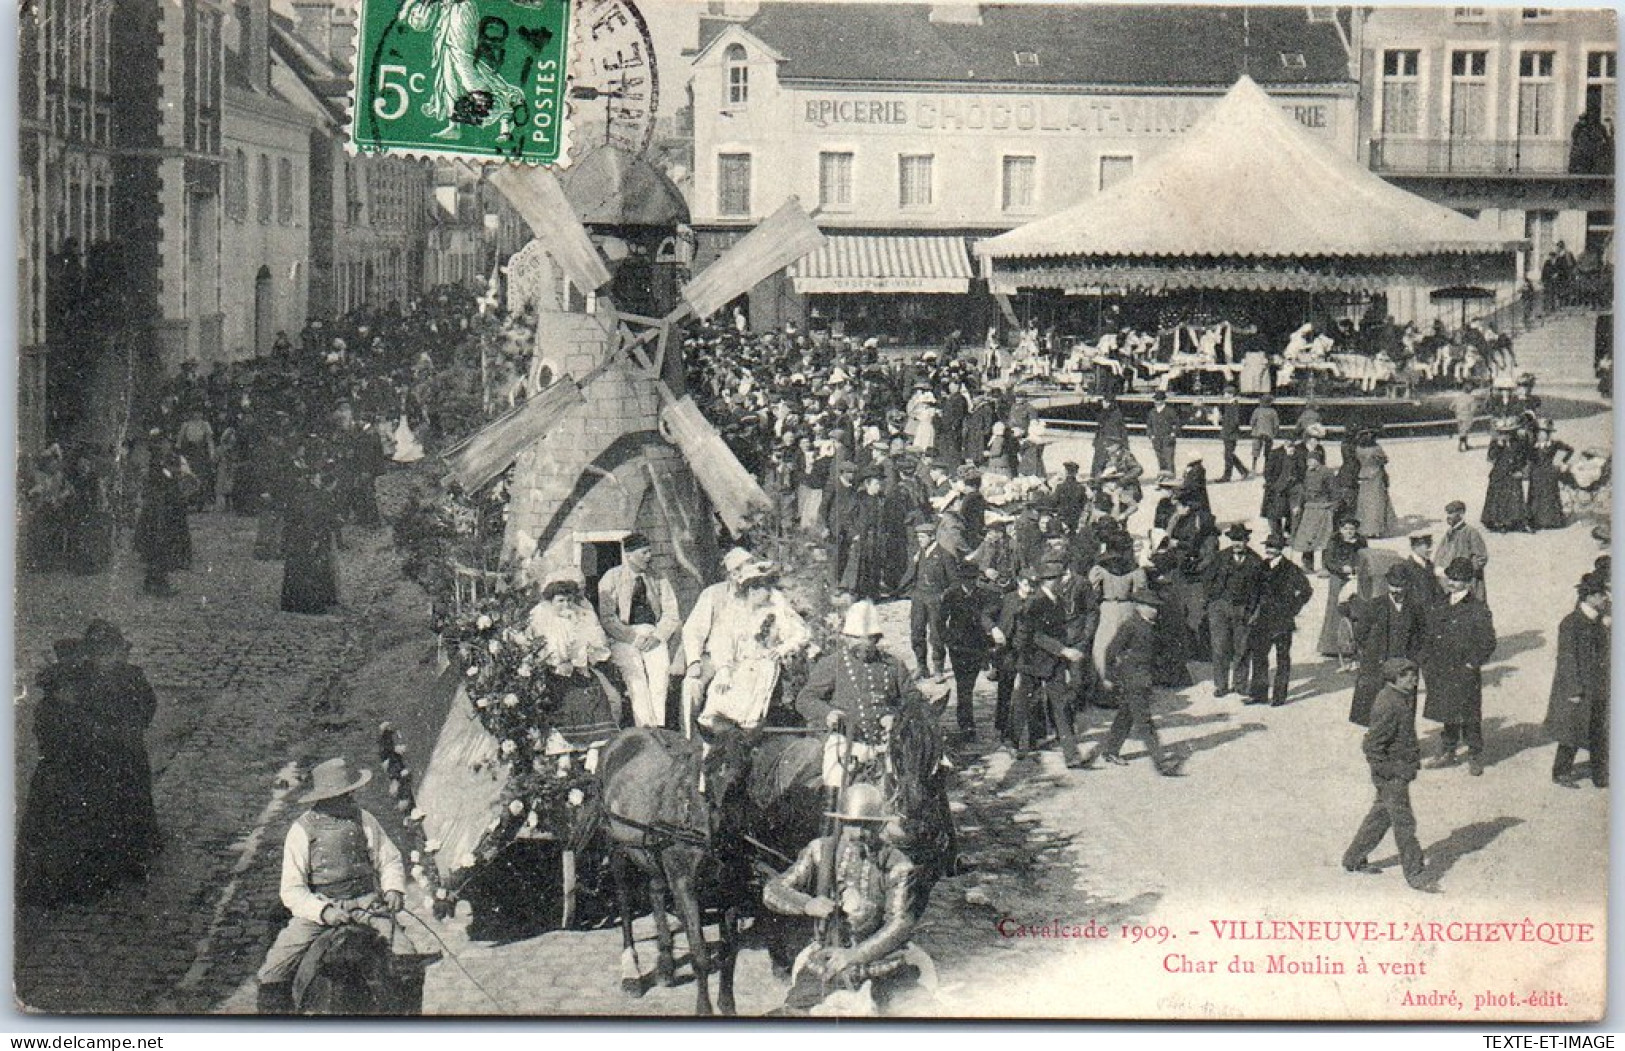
[764,783,927,1016]
[799,602,921,778]
[256,758,406,1014]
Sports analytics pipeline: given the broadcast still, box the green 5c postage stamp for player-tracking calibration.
[351,0,572,165]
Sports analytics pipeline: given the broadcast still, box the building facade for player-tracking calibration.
[689,3,1360,338]
[18,0,225,452]
[1358,5,1616,282]
[223,0,316,359]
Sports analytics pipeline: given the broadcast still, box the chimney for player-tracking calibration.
[238,0,271,92]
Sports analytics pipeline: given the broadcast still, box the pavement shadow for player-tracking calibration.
[1167,721,1268,760]
[1478,717,1554,769]
[1487,628,1546,664]
[1417,816,1524,882]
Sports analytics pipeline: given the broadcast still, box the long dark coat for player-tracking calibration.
[1544,607,1609,748]
[18,657,160,906]
[1346,594,1428,726]
[1482,437,1530,532]
[134,456,191,573]
[838,491,887,600]
[1420,596,1497,725]
[1526,441,1570,530]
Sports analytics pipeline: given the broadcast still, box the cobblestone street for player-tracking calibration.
[13,473,425,1014]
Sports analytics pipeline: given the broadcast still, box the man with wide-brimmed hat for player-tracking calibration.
[763,782,927,1015]
[1420,557,1499,776]
[798,600,921,750]
[1204,523,1264,698]
[1246,531,1313,707]
[256,757,406,1013]
[1083,586,1180,775]
[1342,658,1437,892]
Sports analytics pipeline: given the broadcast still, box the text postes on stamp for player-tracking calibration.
[351,0,572,166]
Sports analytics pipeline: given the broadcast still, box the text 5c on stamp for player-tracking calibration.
[351,0,572,165]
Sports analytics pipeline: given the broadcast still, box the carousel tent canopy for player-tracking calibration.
[979,76,1523,265]
[560,145,689,227]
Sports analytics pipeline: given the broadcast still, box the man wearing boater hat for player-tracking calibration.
[256,757,406,1013]
[763,783,926,1015]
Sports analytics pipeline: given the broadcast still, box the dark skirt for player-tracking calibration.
[1527,464,1566,530]
[1481,472,1529,532]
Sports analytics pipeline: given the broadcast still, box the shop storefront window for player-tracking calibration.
[1381,50,1420,135]
[819,151,853,208]
[718,153,752,215]
[1001,155,1036,211]
[899,154,933,207]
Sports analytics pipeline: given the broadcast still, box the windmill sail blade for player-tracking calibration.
[680,197,826,320]
[442,379,588,492]
[659,394,773,534]
[488,165,613,294]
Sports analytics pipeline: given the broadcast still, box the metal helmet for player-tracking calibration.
[826,783,894,824]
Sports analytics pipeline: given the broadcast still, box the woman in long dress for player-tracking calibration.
[1525,420,1571,530]
[1318,516,1366,662]
[1482,424,1532,533]
[1088,537,1147,687]
[1291,451,1337,572]
[18,622,160,907]
[280,461,341,614]
[1353,430,1400,539]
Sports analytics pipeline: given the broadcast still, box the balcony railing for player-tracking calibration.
[1369,137,1571,175]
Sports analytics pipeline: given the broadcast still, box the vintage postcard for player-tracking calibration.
[13,0,1615,1024]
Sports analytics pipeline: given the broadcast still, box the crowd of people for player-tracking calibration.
[678,319,1608,862]
[19,286,529,609]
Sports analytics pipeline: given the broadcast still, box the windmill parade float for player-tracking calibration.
[389,158,827,926]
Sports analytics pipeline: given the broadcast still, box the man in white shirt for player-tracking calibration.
[256,758,405,1013]
[678,546,757,736]
[597,532,680,729]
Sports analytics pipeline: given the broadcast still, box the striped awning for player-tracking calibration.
[790,235,974,294]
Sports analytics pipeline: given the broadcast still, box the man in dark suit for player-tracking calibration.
[1146,392,1182,476]
[1346,564,1429,726]
[1051,462,1087,530]
[1090,395,1129,477]
[1011,562,1089,768]
[1246,532,1313,706]
[1205,523,1264,698]
[1546,570,1610,788]
[1421,557,1499,776]
[1084,587,1181,775]
[941,564,1001,741]
[1217,388,1248,482]
[1260,438,1296,537]
[1342,658,1436,892]
[899,520,957,679]
[1391,533,1446,610]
